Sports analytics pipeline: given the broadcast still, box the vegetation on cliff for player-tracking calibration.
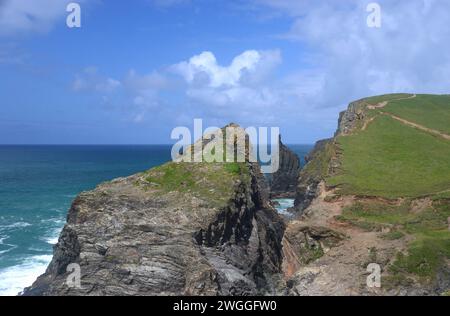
[294,93,450,294]
[143,161,248,208]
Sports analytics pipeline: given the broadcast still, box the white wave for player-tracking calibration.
[40,227,62,245]
[0,222,31,230]
[43,236,59,245]
[0,235,17,255]
[273,198,295,215]
[0,244,17,255]
[0,255,52,296]
[40,217,65,225]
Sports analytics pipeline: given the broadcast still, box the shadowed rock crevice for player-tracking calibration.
[267,135,301,199]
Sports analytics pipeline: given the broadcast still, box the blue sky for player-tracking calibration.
[1,0,450,144]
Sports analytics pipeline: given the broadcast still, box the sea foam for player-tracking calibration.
[0,255,52,296]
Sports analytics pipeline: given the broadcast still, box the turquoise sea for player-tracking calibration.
[0,144,312,295]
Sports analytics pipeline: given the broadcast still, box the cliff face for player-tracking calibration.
[334,99,366,136]
[293,98,367,213]
[268,136,301,198]
[293,139,333,213]
[23,127,285,296]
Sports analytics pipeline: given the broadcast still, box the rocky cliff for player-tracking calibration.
[23,126,285,296]
[293,139,333,213]
[293,98,367,213]
[268,135,300,198]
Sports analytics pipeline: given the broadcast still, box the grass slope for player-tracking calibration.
[383,94,450,134]
[328,114,450,198]
[143,161,248,208]
[336,199,450,285]
[326,93,450,289]
[364,93,413,105]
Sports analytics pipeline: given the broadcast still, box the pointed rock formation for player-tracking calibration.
[268,135,301,198]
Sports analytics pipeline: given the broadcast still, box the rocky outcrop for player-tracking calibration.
[293,139,332,213]
[23,126,285,296]
[268,135,301,198]
[284,223,345,265]
[293,98,367,213]
[281,221,345,279]
[335,99,366,136]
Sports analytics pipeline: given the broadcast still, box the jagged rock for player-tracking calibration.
[293,139,332,213]
[293,97,369,213]
[335,99,366,136]
[285,224,345,262]
[268,135,301,198]
[23,125,285,296]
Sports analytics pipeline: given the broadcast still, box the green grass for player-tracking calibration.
[383,94,450,134]
[363,93,413,105]
[224,162,243,175]
[336,200,412,232]
[336,199,450,284]
[326,93,450,289]
[433,191,450,200]
[390,230,450,279]
[327,115,450,198]
[143,161,249,207]
[301,140,334,181]
[382,230,405,240]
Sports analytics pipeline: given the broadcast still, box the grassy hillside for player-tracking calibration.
[328,94,450,198]
[336,199,450,286]
[328,115,450,198]
[364,93,413,104]
[324,93,450,289]
[383,94,450,134]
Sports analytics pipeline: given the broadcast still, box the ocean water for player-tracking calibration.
[273,199,295,216]
[0,144,313,296]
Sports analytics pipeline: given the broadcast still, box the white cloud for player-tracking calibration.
[89,49,318,126]
[255,0,450,108]
[72,67,121,93]
[124,69,168,92]
[0,0,84,36]
[72,67,173,123]
[169,50,285,123]
[122,69,169,122]
[171,50,281,88]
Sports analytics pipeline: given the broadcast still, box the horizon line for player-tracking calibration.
[0,143,316,146]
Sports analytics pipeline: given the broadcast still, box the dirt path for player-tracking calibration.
[366,94,416,110]
[367,101,388,110]
[380,111,450,140]
[361,115,378,131]
[285,183,412,296]
[363,94,450,140]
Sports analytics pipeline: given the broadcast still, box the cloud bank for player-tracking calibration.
[256,0,450,107]
[0,0,83,36]
[73,50,290,124]
[70,0,450,140]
